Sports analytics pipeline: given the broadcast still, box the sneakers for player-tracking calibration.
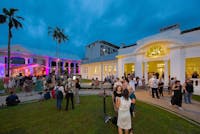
[178,107,183,111]
[104,116,112,123]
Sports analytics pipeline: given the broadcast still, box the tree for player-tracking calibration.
[0,8,24,77]
[48,26,69,75]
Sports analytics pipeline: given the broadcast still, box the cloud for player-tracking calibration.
[25,17,47,39]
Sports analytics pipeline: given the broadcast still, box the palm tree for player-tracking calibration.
[0,8,24,77]
[48,26,69,75]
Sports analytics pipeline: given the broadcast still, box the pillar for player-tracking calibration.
[135,55,143,78]
[73,62,76,74]
[170,48,185,84]
[77,63,80,74]
[101,62,104,81]
[25,58,29,64]
[117,58,123,78]
[56,59,59,75]
[49,59,52,74]
[68,61,71,75]
[44,58,49,75]
[144,62,148,84]
[164,60,169,86]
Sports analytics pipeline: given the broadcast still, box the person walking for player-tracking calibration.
[171,80,183,110]
[149,75,159,99]
[183,79,194,104]
[116,89,132,134]
[75,78,80,104]
[65,78,75,110]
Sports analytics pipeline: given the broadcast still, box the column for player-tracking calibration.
[135,55,143,78]
[73,62,76,74]
[144,62,148,84]
[101,62,104,81]
[164,60,169,86]
[77,63,80,74]
[45,58,49,75]
[56,59,59,75]
[68,61,71,75]
[49,59,52,74]
[115,62,118,77]
[170,48,185,84]
[117,58,123,78]
[25,58,29,64]
[62,60,65,74]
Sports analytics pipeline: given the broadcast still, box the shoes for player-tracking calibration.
[104,116,112,123]
[178,107,183,111]
[132,112,136,117]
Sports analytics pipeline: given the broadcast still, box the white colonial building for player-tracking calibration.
[81,24,200,95]
[81,40,119,80]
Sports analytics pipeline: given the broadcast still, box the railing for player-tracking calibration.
[190,78,200,95]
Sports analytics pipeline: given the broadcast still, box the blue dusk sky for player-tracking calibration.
[0,0,200,59]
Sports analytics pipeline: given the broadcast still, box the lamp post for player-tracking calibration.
[101,48,111,123]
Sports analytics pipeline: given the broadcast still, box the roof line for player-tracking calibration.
[181,26,200,34]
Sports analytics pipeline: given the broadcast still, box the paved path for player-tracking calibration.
[135,89,200,125]
[1,89,200,125]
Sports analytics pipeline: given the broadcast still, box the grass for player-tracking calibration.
[193,95,200,102]
[0,96,200,134]
[81,79,92,83]
[0,79,4,90]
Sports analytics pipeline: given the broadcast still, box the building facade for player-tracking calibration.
[0,45,81,77]
[81,40,119,80]
[80,25,200,95]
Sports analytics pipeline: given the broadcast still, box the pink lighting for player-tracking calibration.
[11,64,49,77]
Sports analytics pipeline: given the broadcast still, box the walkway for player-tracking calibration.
[135,89,200,125]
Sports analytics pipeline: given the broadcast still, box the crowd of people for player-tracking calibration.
[148,73,194,110]
[3,73,81,110]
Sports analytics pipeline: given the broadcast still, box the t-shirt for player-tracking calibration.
[150,78,158,88]
[129,80,135,92]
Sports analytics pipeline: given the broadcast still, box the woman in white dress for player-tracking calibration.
[116,89,132,134]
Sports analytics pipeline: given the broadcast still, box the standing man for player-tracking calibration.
[183,79,194,104]
[149,75,159,99]
[65,78,75,110]
[129,77,135,92]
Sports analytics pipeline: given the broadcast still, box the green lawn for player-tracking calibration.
[81,79,92,83]
[193,95,200,102]
[0,96,200,134]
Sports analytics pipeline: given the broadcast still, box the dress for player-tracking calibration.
[117,97,131,129]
